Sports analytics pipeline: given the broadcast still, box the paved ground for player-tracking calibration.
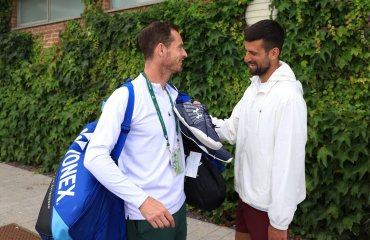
[0,162,234,239]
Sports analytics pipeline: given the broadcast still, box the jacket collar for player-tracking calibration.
[250,61,296,93]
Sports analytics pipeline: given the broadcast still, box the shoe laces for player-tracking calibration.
[196,104,217,138]
[185,101,216,129]
[197,103,215,128]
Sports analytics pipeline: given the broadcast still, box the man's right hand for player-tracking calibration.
[139,196,175,229]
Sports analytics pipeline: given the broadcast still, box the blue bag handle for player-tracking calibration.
[111,80,134,162]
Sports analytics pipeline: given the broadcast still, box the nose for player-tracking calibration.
[183,49,188,58]
[244,52,250,64]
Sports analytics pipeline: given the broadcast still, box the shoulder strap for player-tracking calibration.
[111,81,135,162]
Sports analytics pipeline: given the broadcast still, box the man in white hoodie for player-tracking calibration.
[212,20,307,240]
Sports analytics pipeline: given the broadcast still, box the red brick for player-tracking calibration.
[10,0,149,47]
[102,0,110,10]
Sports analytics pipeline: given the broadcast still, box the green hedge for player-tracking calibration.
[0,0,369,239]
[273,0,369,239]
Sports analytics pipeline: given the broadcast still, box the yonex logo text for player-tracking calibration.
[56,149,80,204]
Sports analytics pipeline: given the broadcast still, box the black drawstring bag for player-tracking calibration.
[182,134,226,211]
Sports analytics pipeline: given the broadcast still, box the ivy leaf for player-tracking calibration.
[342,217,354,231]
[317,146,333,167]
[337,151,350,168]
[336,26,348,38]
[350,46,361,57]
[336,57,347,69]
[335,180,349,195]
[331,131,351,148]
[207,31,223,46]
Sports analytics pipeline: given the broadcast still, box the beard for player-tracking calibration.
[165,58,184,75]
[248,61,270,76]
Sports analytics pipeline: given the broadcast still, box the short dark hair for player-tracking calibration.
[244,19,285,52]
[138,21,179,60]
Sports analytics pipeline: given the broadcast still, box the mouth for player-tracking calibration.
[247,62,256,69]
[247,62,257,68]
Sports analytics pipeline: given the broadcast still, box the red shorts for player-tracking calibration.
[235,199,270,240]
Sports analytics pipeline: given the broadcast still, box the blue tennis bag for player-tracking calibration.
[35,81,134,240]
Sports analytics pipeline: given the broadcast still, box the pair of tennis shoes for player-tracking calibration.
[174,101,232,163]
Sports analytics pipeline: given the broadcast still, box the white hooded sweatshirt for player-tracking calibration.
[212,61,307,230]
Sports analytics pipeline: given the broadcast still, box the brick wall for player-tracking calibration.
[10,0,110,48]
[19,22,67,48]
[10,0,17,28]
[102,0,110,11]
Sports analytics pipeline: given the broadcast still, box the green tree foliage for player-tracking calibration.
[0,0,368,238]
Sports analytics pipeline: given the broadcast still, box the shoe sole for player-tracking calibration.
[174,107,223,150]
[181,129,233,163]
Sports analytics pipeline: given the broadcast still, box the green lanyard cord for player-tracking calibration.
[142,72,179,149]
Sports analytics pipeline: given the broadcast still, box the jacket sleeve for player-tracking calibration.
[268,95,307,230]
[211,97,244,145]
[84,87,148,209]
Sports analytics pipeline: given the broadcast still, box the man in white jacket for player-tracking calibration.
[85,21,188,239]
[212,20,307,240]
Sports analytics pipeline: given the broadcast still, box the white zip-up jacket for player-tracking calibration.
[84,73,186,220]
[212,61,307,230]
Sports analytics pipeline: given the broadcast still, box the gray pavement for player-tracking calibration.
[0,162,234,239]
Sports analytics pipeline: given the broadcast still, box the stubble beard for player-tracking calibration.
[249,62,270,76]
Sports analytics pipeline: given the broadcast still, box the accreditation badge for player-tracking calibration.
[170,146,184,175]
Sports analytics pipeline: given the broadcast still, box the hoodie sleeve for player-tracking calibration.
[268,93,307,230]
[84,87,148,209]
[211,98,243,145]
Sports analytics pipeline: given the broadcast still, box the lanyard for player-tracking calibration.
[142,72,179,150]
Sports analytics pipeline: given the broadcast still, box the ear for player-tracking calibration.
[154,43,165,57]
[270,47,280,60]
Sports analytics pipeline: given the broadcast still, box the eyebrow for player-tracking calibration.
[246,50,257,55]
